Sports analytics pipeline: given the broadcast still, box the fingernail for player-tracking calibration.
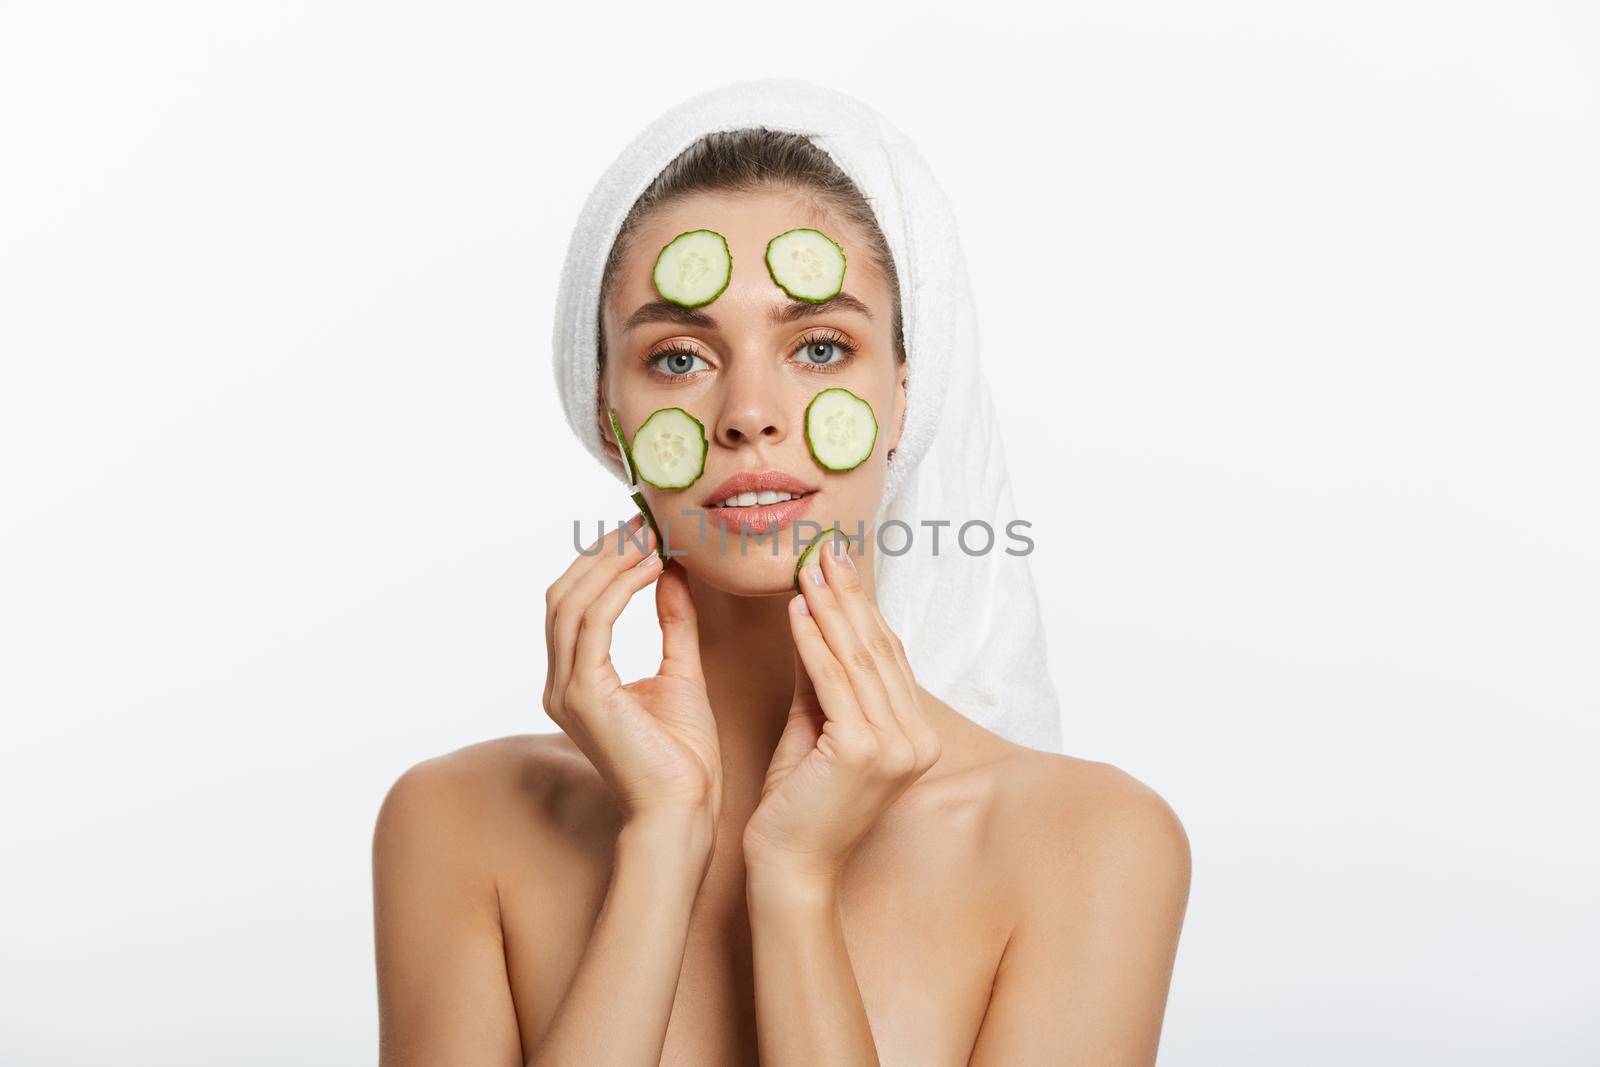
[635,552,661,569]
[835,542,855,570]
[807,563,825,586]
[792,595,810,616]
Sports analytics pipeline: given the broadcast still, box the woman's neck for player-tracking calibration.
[681,561,982,819]
[686,573,800,799]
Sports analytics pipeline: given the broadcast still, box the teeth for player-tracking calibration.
[717,490,798,508]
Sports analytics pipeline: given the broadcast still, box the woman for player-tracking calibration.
[373,80,1190,1066]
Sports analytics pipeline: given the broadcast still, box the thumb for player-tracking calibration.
[655,562,705,685]
[765,640,823,775]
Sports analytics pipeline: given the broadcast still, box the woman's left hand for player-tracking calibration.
[742,535,943,889]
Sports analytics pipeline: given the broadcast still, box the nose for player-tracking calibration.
[713,358,788,449]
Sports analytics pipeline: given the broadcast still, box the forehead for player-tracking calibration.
[614,187,888,303]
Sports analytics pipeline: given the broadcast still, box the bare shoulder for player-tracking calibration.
[951,751,1190,1061]
[980,745,1191,909]
[372,736,612,1060]
[373,732,620,885]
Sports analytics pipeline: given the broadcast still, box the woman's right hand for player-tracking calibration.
[544,516,722,836]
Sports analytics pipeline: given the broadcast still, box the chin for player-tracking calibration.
[645,488,879,596]
[671,544,798,598]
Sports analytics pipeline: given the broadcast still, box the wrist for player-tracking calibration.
[743,855,841,915]
[619,807,716,879]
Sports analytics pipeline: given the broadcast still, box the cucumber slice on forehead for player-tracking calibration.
[765,227,846,302]
[652,229,732,308]
[804,387,877,472]
[630,406,708,490]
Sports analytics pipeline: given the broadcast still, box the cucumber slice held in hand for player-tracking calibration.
[607,407,667,561]
[804,387,878,472]
[652,229,732,308]
[607,408,637,485]
[793,528,847,592]
[630,406,708,490]
[765,227,846,303]
[629,490,666,562]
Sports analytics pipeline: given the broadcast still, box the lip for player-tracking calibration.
[702,492,816,535]
[700,469,818,508]
[699,469,819,536]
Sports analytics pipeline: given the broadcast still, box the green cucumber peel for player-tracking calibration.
[652,229,732,308]
[803,387,878,472]
[765,227,847,303]
[606,406,666,561]
[793,527,850,593]
[607,408,637,485]
[629,490,667,563]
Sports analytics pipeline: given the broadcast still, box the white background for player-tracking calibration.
[2,2,1596,1064]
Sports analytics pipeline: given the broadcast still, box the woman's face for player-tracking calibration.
[600,187,906,597]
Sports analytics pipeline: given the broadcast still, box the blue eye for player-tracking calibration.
[792,330,858,369]
[800,341,844,366]
[652,348,708,375]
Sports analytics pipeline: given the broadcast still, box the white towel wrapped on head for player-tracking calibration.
[551,78,1063,754]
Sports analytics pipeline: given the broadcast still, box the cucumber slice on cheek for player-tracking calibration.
[630,407,708,490]
[765,227,846,303]
[804,387,878,472]
[652,229,731,308]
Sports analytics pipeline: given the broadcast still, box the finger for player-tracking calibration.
[795,555,895,734]
[571,551,664,690]
[810,546,925,779]
[551,517,657,700]
[858,595,941,767]
[791,625,817,705]
[816,538,918,724]
[872,601,920,708]
[655,562,705,685]
[543,589,557,714]
[546,515,645,710]
[788,594,867,736]
[549,513,651,621]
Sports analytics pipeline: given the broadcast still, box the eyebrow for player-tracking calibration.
[622,291,874,333]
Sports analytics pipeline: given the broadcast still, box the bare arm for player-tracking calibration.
[373,759,523,1067]
[745,868,879,1065]
[372,767,713,1067]
[741,538,943,1065]
[375,520,723,1065]
[967,775,1192,1066]
[529,811,711,1065]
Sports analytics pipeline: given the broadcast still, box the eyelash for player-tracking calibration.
[643,329,861,379]
[791,328,859,373]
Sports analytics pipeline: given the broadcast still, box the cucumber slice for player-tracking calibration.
[652,229,731,308]
[793,528,846,592]
[630,407,708,490]
[765,227,846,303]
[606,407,667,560]
[629,490,667,562]
[607,408,637,485]
[804,387,877,472]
